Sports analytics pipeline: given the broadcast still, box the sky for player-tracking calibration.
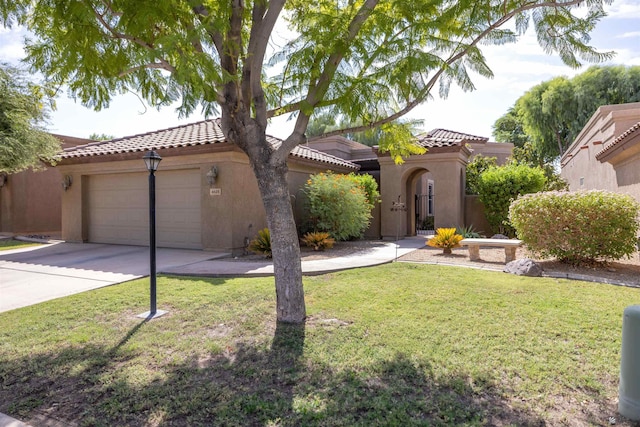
[1,1,639,142]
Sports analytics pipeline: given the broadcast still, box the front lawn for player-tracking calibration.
[0,264,635,426]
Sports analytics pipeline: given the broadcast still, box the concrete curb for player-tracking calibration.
[397,260,640,289]
[14,236,64,244]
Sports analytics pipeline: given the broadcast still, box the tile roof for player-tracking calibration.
[595,121,640,160]
[60,119,358,169]
[415,128,488,148]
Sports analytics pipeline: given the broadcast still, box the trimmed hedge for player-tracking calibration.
[476,163,546,236]
[509,190,640,264]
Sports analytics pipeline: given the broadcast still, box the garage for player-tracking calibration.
[87,169,202,249]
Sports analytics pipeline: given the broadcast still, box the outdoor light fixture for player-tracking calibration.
[62,175,73,191]
[143,150,162,172]
[391,195,407,261]
[138,150,167,319]
[206,165,218,186]
[0,173,7,188]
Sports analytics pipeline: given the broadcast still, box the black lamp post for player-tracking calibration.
[139,150,167,319]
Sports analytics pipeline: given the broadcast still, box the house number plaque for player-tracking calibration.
[210,188,221,196]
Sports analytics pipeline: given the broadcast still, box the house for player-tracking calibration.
[308,129,513,237]
[56,120,358,254]
[0,134,92,236]
[560,102,640,200]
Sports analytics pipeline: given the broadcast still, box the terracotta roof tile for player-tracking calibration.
[60,119,358,170]
[415,128,488,148]
[596,121,640,160]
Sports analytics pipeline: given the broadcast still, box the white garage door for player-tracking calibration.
[88,169,202,249]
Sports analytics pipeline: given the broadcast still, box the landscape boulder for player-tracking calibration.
[504,258,543,277]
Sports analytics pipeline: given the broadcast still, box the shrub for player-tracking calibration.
[304,172,372,241]
[466,155,497,195]
[248,228,272,258]
[476,163,546,236]
[427,228,463,254]
[348,173,381,208]
[301,231,335,251]
[509,190,640,265]
[456,225,481,238]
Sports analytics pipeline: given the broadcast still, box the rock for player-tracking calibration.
[491,234,510,240]
[504,258,543,277]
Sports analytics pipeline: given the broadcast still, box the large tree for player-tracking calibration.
[0,63,60,173]
[494,65,640,163]
[1,0,612,323]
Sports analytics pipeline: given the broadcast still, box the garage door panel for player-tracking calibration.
[88,170,202,249]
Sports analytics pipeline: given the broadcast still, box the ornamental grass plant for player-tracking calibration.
[427,227,463,254]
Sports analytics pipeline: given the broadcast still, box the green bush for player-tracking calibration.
[466,154,497,195]
[456,225,481,238]
[348,173,380,208]
[304,172,372,241]
[476,163,546,236]
[509,190,640,265]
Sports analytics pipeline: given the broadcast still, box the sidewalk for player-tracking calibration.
[163,237,428,277]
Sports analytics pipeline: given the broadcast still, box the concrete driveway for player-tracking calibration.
[0,242,225,313]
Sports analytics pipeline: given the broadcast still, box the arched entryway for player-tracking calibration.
[404,168,435,236]
[378,149,469,240]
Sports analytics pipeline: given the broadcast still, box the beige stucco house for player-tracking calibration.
[0,134,91,236]
[56,120,358,254]
[561,102,640,200]
[309,129,513,238]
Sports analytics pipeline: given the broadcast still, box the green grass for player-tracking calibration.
[0,263,636,426]
[0,238,41,251]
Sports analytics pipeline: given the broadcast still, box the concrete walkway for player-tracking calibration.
[163,237,428,277]
[0,242,227,313]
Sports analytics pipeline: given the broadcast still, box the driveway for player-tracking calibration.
[0,242,225,313]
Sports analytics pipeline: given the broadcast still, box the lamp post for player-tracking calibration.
[391,195,407,261]
[138,150,167,319]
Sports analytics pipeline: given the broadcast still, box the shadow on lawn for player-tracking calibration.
[0,319,603,426]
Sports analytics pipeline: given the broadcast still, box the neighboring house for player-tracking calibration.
[0,134,92,236]
[56,119,358,254]
[561,102,640,200]
[309,129,513,237]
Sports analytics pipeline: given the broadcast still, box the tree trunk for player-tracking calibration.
[222,115,306,324]
[253,159,306,324]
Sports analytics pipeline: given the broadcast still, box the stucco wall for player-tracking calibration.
[379,150,468,239]
[58,149,356,254]
[464,195,492,236]
[561,103,640,199]
[0,167,64,234]
[468,142,513,165]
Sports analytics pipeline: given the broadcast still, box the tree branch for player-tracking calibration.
[117,62,172,77]
[86,0,176,73]
[246,0,286,129]
[310,0,588,140]
[275,0,380,161]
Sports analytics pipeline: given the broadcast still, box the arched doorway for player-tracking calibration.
[404,168,434,236]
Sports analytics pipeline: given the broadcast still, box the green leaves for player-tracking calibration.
[304,172,372,241]
[494,65,640,165]
[2,0,615,161]
[0,63,61,173]
[510,190,640,264]
[476,163,546,236]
